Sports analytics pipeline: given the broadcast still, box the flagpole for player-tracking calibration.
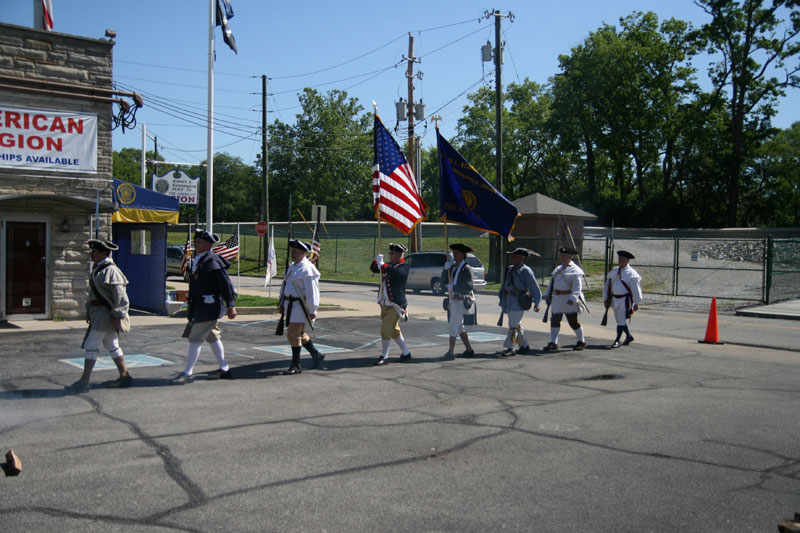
[236,222,240,295]
[206,0,215,232]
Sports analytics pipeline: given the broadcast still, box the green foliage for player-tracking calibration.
[453,6,800,228]
[268,88,372,221]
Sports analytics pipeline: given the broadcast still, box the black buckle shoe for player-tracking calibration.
[398,353,412,362]
[374,357,389,366]
[282,365,302,375]
[544,342,559,352]
[499,348,515,357]
[107,373,133,388]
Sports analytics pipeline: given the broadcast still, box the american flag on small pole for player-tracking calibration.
[213,228,239,262]
[180,238,194,275]
[372,114,427,235]
[309,223,321,266]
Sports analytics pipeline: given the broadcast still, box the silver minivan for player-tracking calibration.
[404,251,487,295]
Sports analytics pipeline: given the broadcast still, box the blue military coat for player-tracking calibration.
[370,259,409,308]
[188,251,236,323]
[498,263,542,312]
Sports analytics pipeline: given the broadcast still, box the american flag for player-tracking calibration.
[180,239,193,275]
[372,115,427,235]
[309,224,321,265]
[213,229,239,262]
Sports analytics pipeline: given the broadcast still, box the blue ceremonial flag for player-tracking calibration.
[216,0,237,54]
[437,130,520,241]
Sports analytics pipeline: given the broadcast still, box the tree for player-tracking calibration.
[693,0,800,226]
[268,88,372,222]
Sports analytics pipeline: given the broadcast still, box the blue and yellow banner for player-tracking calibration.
[112,178,179,224]
[437,130,519,241]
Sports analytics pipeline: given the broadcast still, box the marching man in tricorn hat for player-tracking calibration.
[171,229,237,384]
[497,247,542,356]
[543,246,587,352]
[370,242,412,366]
[279,239,323,375]
[442,243,477,360]
[66,239,132,392]
[602,250,643,347]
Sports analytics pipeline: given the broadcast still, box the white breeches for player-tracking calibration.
[84,330,122,360]
[611,297,629,325]
[503,310,528,348]
[448,303,467,337]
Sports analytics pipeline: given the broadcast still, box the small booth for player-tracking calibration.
[111,179,179,315]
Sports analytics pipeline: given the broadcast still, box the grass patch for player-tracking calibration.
[235,294,279,307]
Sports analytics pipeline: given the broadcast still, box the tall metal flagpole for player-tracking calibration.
[206,0,215,232]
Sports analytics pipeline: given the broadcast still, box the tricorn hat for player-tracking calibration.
[617,250,635,259]
[558,246,578,255]
[449,243,473,254]
[389,242,408,253]
[508,247,540,257]
[194,229,220,244]
[289,239,311,252]
[87,239,118,252]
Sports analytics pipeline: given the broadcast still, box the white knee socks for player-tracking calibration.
[184,342,202,375]
[394,335,409,355]
[210,339,229,371]
[380,339,391,359]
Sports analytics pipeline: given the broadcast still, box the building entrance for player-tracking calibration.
[5,221,47,315]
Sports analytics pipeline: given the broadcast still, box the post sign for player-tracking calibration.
[256,221,268,235]
[0,105,98,173]
[152,170,200,205]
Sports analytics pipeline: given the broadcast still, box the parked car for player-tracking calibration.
[166,245,190,281]
[404,251,487,295]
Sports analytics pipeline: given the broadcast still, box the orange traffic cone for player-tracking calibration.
[698,297,724,345]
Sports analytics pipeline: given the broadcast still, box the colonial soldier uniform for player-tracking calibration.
[543,246,587,351]
[602,250,643,347]
[442,243,476,359]
[66,239,132,392]
[370,242,412,366]
[172,230,237,384]
[280,240,322,375]
[498,248,542,356]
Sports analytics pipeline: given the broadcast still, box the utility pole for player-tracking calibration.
[484,9,513,284]
[261,74,269,269]
[402,33,423,252]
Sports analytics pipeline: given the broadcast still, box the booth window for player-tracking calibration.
[131,230,152,255]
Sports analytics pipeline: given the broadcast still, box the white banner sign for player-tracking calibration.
[0,105,98,173]
[152,170,200,204]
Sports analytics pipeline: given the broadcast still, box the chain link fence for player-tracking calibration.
[168,223,800,306]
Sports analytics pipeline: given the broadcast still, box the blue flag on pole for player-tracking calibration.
[216,0,237,54]
[437,130,519,241]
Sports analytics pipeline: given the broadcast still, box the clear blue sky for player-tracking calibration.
[3,0,798,170]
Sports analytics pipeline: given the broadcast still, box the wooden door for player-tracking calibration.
[5,222,47,315]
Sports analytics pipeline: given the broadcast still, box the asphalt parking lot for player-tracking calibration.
[2,313,800,532]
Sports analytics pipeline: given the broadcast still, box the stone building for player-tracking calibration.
[0,22,140,320]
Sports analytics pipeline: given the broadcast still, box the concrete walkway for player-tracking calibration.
[737,299,800,320]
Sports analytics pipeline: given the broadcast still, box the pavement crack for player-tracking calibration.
[79,395,207,505]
